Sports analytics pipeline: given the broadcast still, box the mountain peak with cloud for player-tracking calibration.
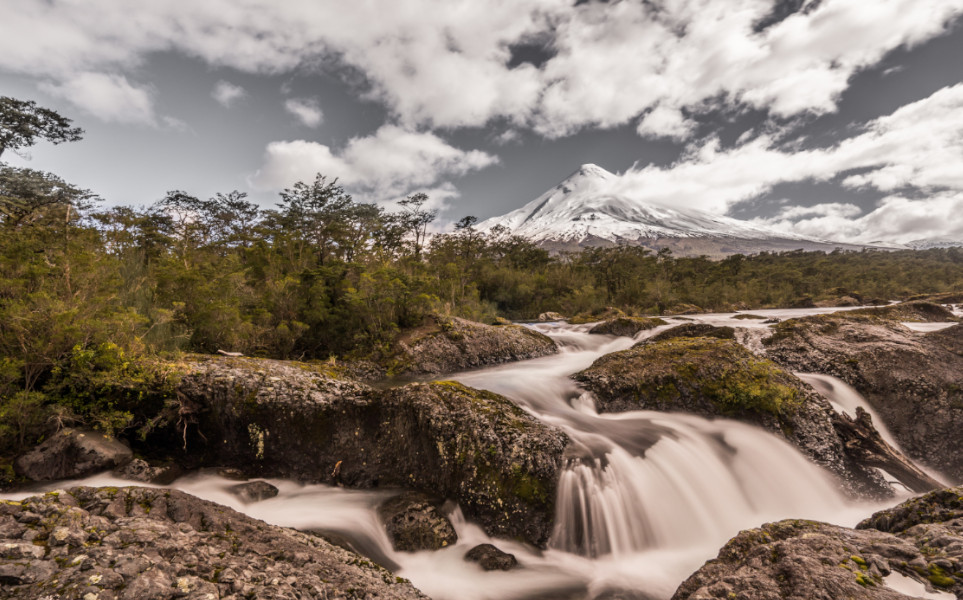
[478,164,884,257]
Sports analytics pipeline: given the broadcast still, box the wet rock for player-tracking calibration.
[0,487,428,600]
[227,480,280,503]
[588,317,667,337]
[674,485,963,600]
[158,358,568,546]
[574,337,936,498]
[763,302,963,481]
[378,492,457,551]
[14,428,132,481]
[464,543,518,571]
[538,312,565,321]
[647,323,735,342]
[391,316,557,376]
[113,458,181,485]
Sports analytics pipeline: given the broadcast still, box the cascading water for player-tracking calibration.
[3,311,925,600]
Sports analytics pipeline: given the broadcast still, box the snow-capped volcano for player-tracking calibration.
[478,164,874,256]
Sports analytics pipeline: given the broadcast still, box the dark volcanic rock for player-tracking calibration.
[588,317,667,337]
[674,485,963,600]
[165,357,568,546]
[391,316,557,376]
[112,458,181,485]
[647,323,735,342]
[763,304,963,481]
[0,486,427,599]
[464,543,518,571]
[378,492,457,552]
[227,480,280,504]
[574,337,938,498]
[14,428,132,481]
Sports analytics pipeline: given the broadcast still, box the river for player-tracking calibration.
[4,307,953,599]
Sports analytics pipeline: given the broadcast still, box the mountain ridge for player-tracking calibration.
[477,164,883,257]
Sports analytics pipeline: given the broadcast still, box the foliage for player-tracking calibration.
[0,96,83,159]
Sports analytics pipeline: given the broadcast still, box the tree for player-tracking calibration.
[0,97,84,159]
[398,192,436,258]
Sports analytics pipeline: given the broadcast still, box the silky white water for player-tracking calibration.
[3,310,928,600]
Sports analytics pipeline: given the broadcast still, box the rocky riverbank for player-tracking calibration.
[0,486,428,600]
[762,301,963,482]
[674,485,963,600]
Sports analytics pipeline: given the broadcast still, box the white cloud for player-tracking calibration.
[251,125,498,205]
[754,193,963,244]
[637,106,697,140]
[212,80,246,107]
[38,72,156,125]
[284,98,323,128]
[2,0,960,138]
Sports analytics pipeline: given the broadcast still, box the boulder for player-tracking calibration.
[673,485,963,600]
[574,337,939,498]
[155,357,568,546]
[464,543,518,571]
[538,312,565,321]
[647,323,735,342]
[14,428,132,481]
[227,480,280,503]
[588,316,667,337]
[378,492,457,552]
[390,316,557,376]
[0,486,428,599]
[763,304,963,481]
[112,458,181,485]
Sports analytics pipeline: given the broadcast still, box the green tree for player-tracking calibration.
[0,96,83,159]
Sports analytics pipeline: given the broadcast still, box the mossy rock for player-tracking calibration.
[588,316,667,337]
[575,337,802,420]
[648,323,735,343]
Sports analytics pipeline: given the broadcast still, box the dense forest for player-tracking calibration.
[2,96,963,468]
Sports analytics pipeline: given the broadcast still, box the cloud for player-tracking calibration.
[284,98,323,127]
[636,106,697,140]
[581,83,963,242]
[38,72,156,125]
[2,0,960,138]
[753,193,963,244]
[251,125,498,205]
[212,80,246,107]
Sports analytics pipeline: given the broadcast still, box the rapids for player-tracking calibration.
[3,307,948,599]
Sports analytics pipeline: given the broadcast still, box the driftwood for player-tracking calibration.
[217,349,244,357]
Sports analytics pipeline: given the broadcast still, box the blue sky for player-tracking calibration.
[1,0,962,243]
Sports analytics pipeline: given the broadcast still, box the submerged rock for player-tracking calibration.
[227,480,280,504]
[574,337,938,498]
[0,486,428,599]
[159,357,568,546]
[464,543,518,571]
[14,428,132,481]
[390,316,557,376]
[763,303,963,481]
[112,458,181,485]
[378,491,457,552]
[674,485,963,600]
[588,316,667,337]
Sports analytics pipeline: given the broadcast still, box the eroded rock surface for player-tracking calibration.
[763,303,963,481]
[378,492,457,552]
[674,485,963,600]
[0,486,427,599]
[464,543,518,571]
[574,337,937,498]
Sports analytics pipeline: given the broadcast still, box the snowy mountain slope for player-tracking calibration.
[906,237,963,249]
[477,164,878,256]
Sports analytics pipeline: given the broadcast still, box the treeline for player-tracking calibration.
[2,96,963,464]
